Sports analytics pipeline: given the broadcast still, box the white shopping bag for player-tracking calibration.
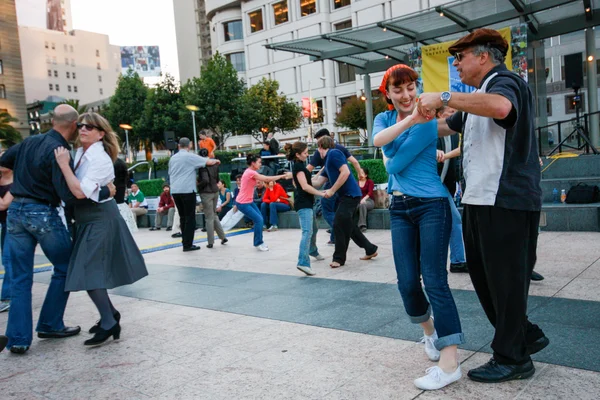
[220,208,244,231]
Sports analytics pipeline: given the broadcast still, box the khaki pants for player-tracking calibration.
[199,192,225,245]
[130,207,148,227]
[155,207,175,228]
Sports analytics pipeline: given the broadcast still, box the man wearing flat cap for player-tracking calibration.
[415,28,548,383]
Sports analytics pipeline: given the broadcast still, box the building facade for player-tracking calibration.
[0,0,29,139]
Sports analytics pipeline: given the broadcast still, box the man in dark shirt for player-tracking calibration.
[307,128,364,244]
[0,104,114,354]
[417,29,548,383]
[315,135,377,268]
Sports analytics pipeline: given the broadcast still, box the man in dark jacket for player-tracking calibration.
[198,148,227,247]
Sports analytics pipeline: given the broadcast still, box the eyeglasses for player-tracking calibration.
[453,50,473,62]
[77,122,101,131]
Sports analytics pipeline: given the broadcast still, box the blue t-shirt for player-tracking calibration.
[310,143,351,168]
[324,149,362,198]
[373,110,447,198]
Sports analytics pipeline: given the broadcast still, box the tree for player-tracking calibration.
[136,73,189,158]
[241,78,302,142]
[180,52,246,149]
[105,69,148,153]
[334,96,388,143]
[0,111,23,148]
[60,99,88,115]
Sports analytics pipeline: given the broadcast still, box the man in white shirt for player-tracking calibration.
[168,138,220,252]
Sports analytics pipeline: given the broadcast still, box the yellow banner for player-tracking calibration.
[421,27,513,93]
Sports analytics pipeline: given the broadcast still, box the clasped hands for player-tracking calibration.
[412,92,443,122]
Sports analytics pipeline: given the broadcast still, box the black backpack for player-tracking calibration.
[565,183,600,204]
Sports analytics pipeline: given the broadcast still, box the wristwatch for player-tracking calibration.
[441,91,452,106]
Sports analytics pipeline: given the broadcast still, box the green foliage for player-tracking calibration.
[219,173,231,189]
[105,69,149,150]
[334,96,388,141]
[240,78,302,142]
[136,178,166,197]
[180,53,246,149]
[214,150,240,165]
[156,157,170,171]
[136,74,189,146]
[0,111,23,147]
[349,159,388,184]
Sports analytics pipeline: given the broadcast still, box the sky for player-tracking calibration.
[16,0,180,82]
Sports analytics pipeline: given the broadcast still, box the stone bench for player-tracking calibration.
[277,209,391,230]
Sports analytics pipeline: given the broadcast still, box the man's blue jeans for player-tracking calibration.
[389,195,465,350]
[447,191,466,264]
[5,202,73,348]
[1,223,12,301]
[297,208,319,267]
[237,202,264,247]
[321,191,339,242]
[260,202,291,227]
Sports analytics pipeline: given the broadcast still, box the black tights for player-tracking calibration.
[87,289,118,330]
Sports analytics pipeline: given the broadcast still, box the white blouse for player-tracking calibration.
[73,141,115,203]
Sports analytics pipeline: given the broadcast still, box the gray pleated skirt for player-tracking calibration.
[65,199,148,292]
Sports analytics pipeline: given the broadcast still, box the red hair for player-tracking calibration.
[379,65,419,110]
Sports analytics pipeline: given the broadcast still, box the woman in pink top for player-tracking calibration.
[236,154,291,251]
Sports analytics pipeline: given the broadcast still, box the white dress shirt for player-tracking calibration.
[73,141,115,203]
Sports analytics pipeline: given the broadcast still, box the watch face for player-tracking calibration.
[441,92,451,101]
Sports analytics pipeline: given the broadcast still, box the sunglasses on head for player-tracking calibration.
[77,122,101,131]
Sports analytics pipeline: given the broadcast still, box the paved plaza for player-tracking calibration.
[1,227,600,399]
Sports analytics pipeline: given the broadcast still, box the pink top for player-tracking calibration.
[236,168,258,204]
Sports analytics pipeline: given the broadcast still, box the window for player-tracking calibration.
[565,93,585,114]
[273,1,289,25]
[223,20,243,42]
[0,85,5,99]
[52,56,57,64]
[51,42,55,50]
[55,84,60,91]
[49,83,53,91]
[66,71,70,78]
[65,58,69,65]
[72,72,76,79]
[64,44,68,51]
[334,20,352,31]
[67,85,71,92]
[54,70,58,77]
[71,59,75,66]
[313,99,324,123]
[248,9,264,33]
[226,52,246,72]
[96,49,100,57]
[74,86,78,93]
[98,75,102,82]
[99,88,103,95]
[333,0,351,9]
[0,60,3,75]
[70,45,73,52]
[300,0,317,16]
[546,97,552,117]
[338,96,353,110]
[97,62,101,70]
[48,69,52,77]
[335,21,355,83]
[45,41,49,49]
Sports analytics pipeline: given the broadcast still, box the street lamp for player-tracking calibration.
[308,76,326,141]
[186,105,200,152]
[119,124,133,162]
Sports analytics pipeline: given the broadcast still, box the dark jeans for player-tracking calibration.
[332,196,377,265]
[1,223,12,301]
[260,201,291,227]
[321,189,339,242]
[463,205,545,364]
[173,193,197,248]
[389,195,464,349]
[5,201,73,348]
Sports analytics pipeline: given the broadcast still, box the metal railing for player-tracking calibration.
[537,111,600,156]
[127,161,152,181]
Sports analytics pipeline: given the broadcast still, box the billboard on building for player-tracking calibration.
[120,46,161,77]
[46,0,64,32]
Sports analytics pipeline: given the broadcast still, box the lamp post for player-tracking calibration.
[186,105,200,152]
[119,124,133,162]
[307,76,326,141]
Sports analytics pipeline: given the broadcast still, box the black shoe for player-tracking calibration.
[149,227,160,231]
[89,311,121,334]
[201,228,207,232]
[450,262,469,273]
[359,226,367,233]
[166,227,172,231]
[0,335,7,353]
[326,229,331,234]
[468,357,535,383]
[171,232,182,238]
[206,244,213,248]
[37,326,81,339]
[527,336,550,355]
[221,238,228,245]
[9,345,29,354]
[531,271,544,281]
[84,322,121,346]
[183,245,200,252]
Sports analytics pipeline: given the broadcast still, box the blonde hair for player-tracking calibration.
[76,111,120,162]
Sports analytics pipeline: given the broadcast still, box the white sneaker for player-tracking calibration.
[311,254,325,261]
[420,332,440,361]
[297,266,315,276]
[256,243,269,252]
[414,365,461,390]
[268,225,278,232]
[0,301,9,313]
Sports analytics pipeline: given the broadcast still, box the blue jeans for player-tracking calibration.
[447,191,466,264]
[297,208,319,267]
[389,195,465,350]
[1,223,12,301]
[260,202,291,227]
[321,191,339,242]
[237,202,264,247]
[5,202,73,348]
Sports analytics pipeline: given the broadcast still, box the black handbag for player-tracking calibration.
[565,183,600,204]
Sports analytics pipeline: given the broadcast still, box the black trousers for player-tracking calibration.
[173,193,197,248]
[463,205,545,365]
[332,196,377,265]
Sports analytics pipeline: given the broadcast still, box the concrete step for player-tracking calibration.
[540,203,600,232]
[540,177,600,203]
[541,155,600,179]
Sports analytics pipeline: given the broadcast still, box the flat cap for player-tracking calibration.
[448,28,508,57]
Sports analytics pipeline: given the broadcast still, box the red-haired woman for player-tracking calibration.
[373,65,464,390]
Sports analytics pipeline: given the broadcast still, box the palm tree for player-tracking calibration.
[61,99,88,115]
[0,111,23,148]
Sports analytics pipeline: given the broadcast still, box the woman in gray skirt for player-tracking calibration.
[54,112,148,346]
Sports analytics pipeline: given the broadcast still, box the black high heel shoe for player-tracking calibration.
[89,311,121,334]
[84,322,121,346]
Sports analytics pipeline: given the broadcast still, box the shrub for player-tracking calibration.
[214,150,240,165]
[136,178,166,197]
[219,172,231,189]
[349,159,388,184]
